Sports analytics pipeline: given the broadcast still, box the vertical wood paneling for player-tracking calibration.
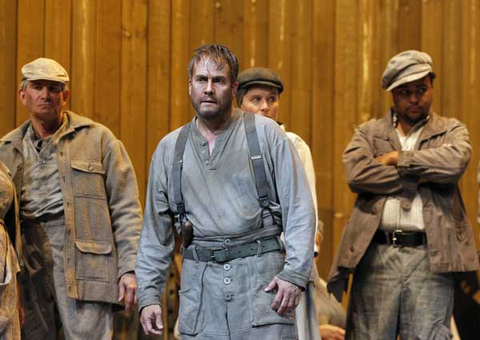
[94,0,121,135]
[442,0,462,122]
[421,0,444,114]
[120,0,148,203]
[397,0,421,50]
[45,0,72,73]
[214,0,244,68]
[70,0,96,118]
[288,0,312,143]
[377,0,400,115]
[1,4,480,333]
[16,0,46,124]
[460,0,480,246]
[189,0,215,48]
[312,0,335,277]
[333,0,358,251]
[147,0,172,163]
[243,0,268,69]
[170,0,191,130]
[0,1,17,136]
[268,0,292,123]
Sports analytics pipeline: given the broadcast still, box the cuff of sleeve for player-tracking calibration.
[118,262,136,279]
[397,150,413,167]
[138,295,163,314]
[276,268,309,291]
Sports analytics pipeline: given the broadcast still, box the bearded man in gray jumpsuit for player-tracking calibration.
[136,44,316,339]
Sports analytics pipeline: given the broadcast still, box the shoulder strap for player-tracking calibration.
[244,113,270,208]
[172,123,192,216]
[173,116,272,220]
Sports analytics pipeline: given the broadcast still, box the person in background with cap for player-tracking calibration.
[0,58,143,339]
[237,67,346,340]
[327,50,479,339]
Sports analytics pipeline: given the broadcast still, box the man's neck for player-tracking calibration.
[196,108,234,154]
[30,114,64,139]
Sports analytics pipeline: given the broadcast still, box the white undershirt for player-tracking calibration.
[380,127,425,232]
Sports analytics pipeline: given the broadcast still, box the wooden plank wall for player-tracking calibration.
[1,0,480,327]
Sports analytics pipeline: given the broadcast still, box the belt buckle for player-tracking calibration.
[210,248,229,263]
[392,229,403,247]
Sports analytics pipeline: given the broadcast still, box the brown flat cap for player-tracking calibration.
[381,50,433,91]
[237,67,284,94]
[22,58,70,84]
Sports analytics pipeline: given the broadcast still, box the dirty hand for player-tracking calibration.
[265,276,301,315]
[140,304,164,335]
[375,151,398,166]
[118,272,137,311]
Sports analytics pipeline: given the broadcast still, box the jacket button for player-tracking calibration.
[225,294,232,301]
[349,246,355,252]
[17,165,23,171]
[223,277,231,285]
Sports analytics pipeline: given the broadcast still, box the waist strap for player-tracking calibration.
[182,236,282,263]
[372,229,427,247]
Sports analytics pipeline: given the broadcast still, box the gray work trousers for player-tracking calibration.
[21,218,113,340]
[346,243,454,340]
[178,250,298,340]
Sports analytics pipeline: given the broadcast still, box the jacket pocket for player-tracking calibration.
[178,260,207,335]
[75,240,112,281]
[251,252,295,326]
[71,160,106,199]
[455,222,472,243]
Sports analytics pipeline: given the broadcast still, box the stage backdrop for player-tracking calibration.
[1,0,480,297]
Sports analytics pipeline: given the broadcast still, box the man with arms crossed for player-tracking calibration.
[328,50,479,339]
[0,58,142,339]
[136,45,315,339]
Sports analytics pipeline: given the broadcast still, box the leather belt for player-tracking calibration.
[182,237,282,263]
[372,230,427,247]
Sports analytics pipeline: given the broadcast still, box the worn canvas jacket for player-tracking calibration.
[327,109,480,301]
[0,111,142,305]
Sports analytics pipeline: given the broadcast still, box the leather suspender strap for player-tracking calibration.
[244,113,270,209]
[172,123,192,216]
[172,114,272,222]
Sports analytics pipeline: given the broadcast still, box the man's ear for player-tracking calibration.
[18,89,26,106]
[188,79,192,96]
[62,88,70,103]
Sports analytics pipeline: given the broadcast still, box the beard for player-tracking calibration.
[191,94,234,121]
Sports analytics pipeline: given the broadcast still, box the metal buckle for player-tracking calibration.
[392,230,403,247]
[210,248,229,263]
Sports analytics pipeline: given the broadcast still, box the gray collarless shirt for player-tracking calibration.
[137,109,316,309]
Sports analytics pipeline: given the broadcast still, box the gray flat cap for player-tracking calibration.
[22,58,70,84]
[237,67,284,94]
[381,50,433,91]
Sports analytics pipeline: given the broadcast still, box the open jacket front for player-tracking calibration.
[327,109,480,301]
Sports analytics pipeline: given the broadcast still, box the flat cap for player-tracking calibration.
[381,50,433,91]
[22,58,70,84]
[237,67,284,94]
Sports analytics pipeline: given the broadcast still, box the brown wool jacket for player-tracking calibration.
[0,111,142,305]
[327,109,480,301]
